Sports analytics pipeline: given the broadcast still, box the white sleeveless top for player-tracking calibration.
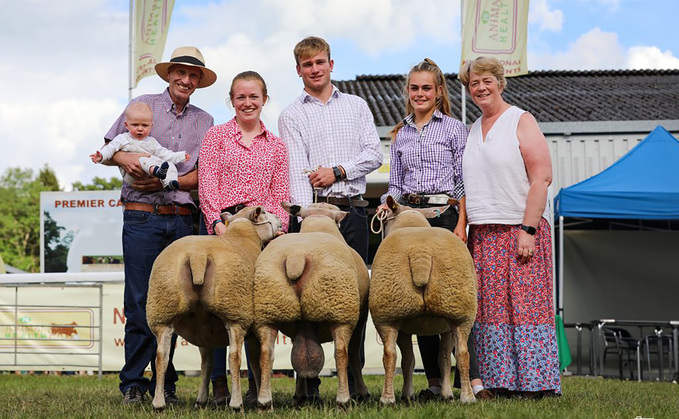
[463,106,549,225]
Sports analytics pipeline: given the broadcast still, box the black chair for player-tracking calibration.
[638,331,674,381]
[601,327,638,380]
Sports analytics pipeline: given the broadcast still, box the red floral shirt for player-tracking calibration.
[199,118,289,233]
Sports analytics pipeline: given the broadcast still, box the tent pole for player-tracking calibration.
[558,216,564,320]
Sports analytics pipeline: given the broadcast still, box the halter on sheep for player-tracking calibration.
[370,195,478,405]
[146,206,282,412]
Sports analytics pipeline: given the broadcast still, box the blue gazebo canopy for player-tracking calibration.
[554,126,679,220]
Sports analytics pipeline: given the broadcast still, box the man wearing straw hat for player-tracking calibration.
[103,46,216,405]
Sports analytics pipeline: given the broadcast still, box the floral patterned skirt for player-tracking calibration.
[468,218,561,393]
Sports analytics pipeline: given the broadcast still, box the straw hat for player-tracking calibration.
[154,46,217,88]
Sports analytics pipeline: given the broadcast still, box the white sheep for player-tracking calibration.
[369,196,478,405]
[146,206,282,411]
[252,202,370,409]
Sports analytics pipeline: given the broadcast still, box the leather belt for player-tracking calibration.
[123,202,192,216]
[403,194,459,207]
[316,195,369,208]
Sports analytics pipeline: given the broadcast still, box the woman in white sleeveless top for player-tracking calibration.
[459,57,561,397]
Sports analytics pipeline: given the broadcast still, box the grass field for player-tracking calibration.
[0,373,677,418]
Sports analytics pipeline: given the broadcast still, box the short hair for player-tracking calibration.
[125,102,153,121]
[228,71,268,103]
[293,36,331,65]
[459,56,507,90]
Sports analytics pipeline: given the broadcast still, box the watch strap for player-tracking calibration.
[520,224,537,235]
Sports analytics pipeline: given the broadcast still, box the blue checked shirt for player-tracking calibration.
[279,86,383,206]
[384,110,468,203]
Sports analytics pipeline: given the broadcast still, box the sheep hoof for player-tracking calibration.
[380,396,396,406]
[257,401,273,412]
[193,401,207,409]
[152,406,165,413]
[336,399,351,410]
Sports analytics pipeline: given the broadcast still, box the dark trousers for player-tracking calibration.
[119,210,193,394]
[407,202,482,386]
[289,205,369,394]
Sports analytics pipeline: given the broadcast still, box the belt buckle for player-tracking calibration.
[152,204,161,215]
[426,196,447,205]
[409,195,422,205]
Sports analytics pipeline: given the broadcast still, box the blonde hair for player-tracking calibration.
[293,36,331,65]
[459,56,507,91]
[389,58,452,140]
[125,101,153,121]
[228,71,268,103]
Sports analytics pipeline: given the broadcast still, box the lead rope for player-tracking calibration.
[370,209,389,240]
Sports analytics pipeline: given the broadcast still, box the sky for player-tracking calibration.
[1,0,678,190]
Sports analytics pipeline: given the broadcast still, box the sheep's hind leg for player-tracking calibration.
[226,323,246,411]
[397,330,415,403]
[150,325,173,411]
[375,323,399,405]
[451,321,476,403]
[439,330,455,401]
[194,346,213,408]
[331,324,353,408]
[255,325,277,411]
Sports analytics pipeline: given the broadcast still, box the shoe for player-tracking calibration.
[122,386,146,404]
[417,388,441,402]
[475,388,495,400]
[212,376,230,406]
[154,162,169,180]
[165,180,180,191]
[164,389,181,405]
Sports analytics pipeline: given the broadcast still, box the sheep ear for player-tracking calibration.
[282,201,301,216]
[419,205,450,219]
[386,195,399,213]
[251,206,263,221]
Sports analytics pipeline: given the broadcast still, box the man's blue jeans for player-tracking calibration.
[119,210,193,395]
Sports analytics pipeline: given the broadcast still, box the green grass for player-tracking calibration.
[0,373,677,418]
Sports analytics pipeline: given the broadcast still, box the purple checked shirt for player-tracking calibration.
[384,109,468,203]
[279,86,383,206]
[104,89,214,208]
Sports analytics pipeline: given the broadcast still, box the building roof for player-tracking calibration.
[334,69,679,126]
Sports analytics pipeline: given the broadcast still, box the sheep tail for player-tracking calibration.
[188,251,208,286]
[285,254,307,282]
[409,251,433,288]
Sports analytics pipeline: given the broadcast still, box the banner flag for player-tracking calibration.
[132,0,175,88]
[461,0,530,77]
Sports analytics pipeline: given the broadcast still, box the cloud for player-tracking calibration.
[530,28,626,70]
[627,46,679,70]
[529,0,564,32]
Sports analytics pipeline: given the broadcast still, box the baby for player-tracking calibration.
[90,102,189,190]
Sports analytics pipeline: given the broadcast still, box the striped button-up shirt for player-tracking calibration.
[384,110,468,203]
[278,86,383,206]
[104,89,214,208]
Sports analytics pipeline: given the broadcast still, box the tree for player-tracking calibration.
[43,210,73,272]
[72,176,122,191]
[0,166,62,272]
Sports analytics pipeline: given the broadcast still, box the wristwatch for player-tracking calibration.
[520,224,537,235]
[332,166,343,181]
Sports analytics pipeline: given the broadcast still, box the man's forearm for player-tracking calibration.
[178,169,198,191]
